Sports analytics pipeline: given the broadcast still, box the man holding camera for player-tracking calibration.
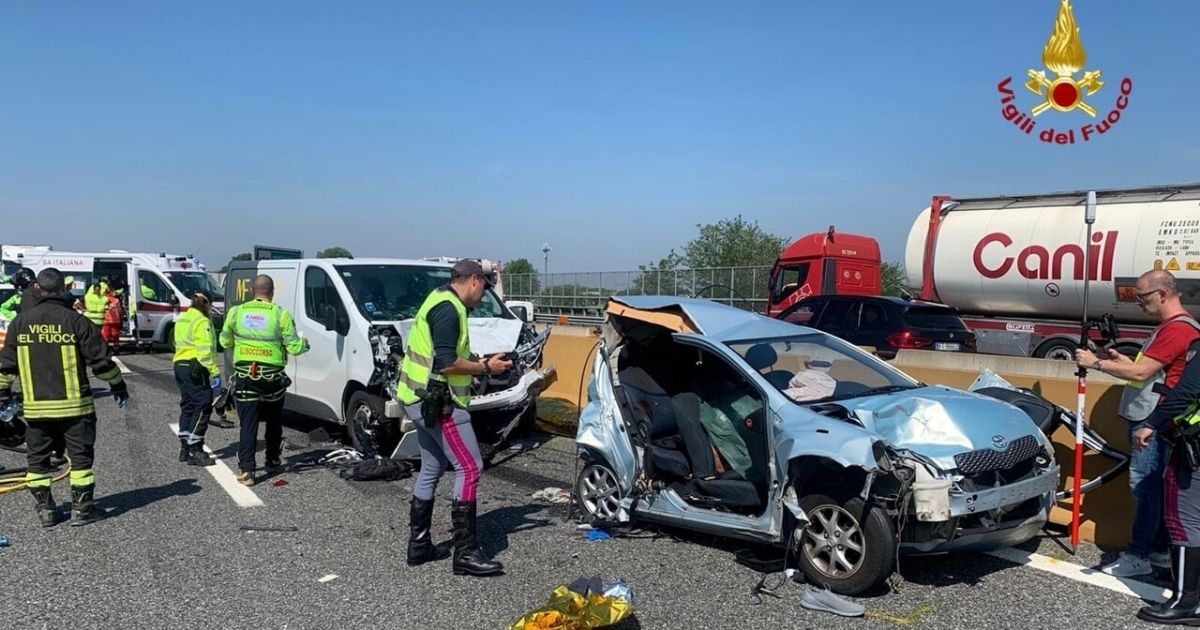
[1077,269,1200,577]
[396,260,512,577]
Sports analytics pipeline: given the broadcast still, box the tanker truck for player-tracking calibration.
[904,182,1200,359]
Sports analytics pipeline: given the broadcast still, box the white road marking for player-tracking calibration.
[113,357,131,374]
[169,423,264,508]
[318,574,339,583]
[988,547,1170,603]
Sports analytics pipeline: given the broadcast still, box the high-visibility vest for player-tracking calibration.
[173,307,220,377]
[1119,316,1200,421]
[219,299,305,368]
[396,289,472,408]
[83,284,108,326]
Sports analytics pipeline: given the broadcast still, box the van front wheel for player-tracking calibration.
[346,392,398,458]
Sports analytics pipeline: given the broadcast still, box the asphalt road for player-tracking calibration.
[0,352,1177,629]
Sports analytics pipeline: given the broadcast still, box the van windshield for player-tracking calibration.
[335,264,509,321]
[165,272,223,301]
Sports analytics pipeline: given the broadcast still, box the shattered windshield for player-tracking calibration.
[726,334,917,405]
[335,264,509,321]
[165,272,223,301]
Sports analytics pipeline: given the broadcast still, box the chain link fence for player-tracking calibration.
[505,266,773,323]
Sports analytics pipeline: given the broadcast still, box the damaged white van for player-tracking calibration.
[223,258,552,461]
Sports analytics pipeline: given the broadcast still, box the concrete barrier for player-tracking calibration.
[536,332,1136,547]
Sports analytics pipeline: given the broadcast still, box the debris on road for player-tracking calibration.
[0,536,9,548]
[337,458,412,482]
[510,576,635,629]
[533,487,571,504]
[272,479,289,487]
[586,530,611,542]
[318,574,339,583]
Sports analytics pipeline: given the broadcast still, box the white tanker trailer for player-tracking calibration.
[905,183,1200,359]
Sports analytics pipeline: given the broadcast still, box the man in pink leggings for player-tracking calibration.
[396,260,513,577]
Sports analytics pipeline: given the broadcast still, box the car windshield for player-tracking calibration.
[726,334,918,404]
[334,264,509,321]
[165,272,223,301]
[903,307,967,330]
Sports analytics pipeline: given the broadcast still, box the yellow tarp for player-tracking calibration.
[510,586,634,630]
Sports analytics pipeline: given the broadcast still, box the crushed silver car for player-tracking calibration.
[575,297,1060,594]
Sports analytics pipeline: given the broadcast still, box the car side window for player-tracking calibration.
[860,303,887,328]
[138,270,171,302]
[304,267,345,323]
[816,300,856,328]
[781,298,824,325]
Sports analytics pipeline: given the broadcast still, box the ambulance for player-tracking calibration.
[5,248,224,349]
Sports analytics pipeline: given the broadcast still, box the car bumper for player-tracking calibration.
[901,465,1059,554]
[468,367,552,412]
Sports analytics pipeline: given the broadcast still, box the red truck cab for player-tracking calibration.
[767,227,882,317]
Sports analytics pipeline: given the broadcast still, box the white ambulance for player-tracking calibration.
[8,249,223,348]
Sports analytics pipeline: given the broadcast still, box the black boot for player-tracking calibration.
[451,500,503,576]
[69,485,105,527]
[179,439,189,463]
[186,443,216,467]
[1147,547,1185,616]
[29,487,58,527]
[208,414,235,430]
[1139,546,1200,624]
[407,497,450,566]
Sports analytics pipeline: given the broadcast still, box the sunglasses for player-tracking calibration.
[1135,289,1162,304]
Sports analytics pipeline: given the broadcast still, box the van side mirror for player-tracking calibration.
[509,305,529,323]
[323,305,338,333]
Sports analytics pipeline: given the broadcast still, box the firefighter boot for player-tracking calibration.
[1139,546,1200,624]
[69,485,105,527]
[186,443,216,467]
[451,500,503,577]
[1145,547,1185,616]
[30,487,58,527]
[407,497,450,566]
[178,438,189,463]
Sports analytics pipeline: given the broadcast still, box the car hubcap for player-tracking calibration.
[580,465,620,520]
[803,505,866,579]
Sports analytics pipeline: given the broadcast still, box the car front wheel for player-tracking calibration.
[796,492,897,596]
[575,461,623,522]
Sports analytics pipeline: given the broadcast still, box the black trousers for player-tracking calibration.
[174,362,213,446]
[27,415,97,479]
[237,398,284,473]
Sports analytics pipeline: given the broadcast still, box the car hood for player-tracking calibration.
[395,317,530,356]
[821,386,1042,471]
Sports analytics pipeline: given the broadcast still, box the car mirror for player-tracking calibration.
[509,305,529,323]
[323,305,338,332]
[337,309,351,336]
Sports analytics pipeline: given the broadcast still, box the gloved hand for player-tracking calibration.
[211,375,222,390]
[110,381,129,408]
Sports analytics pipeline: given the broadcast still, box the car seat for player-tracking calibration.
[743,343,793,390]
[668,393,763,512]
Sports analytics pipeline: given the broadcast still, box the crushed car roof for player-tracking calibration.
[608,296,812,342]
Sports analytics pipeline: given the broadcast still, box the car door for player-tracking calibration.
[293,265,350,420]
[777,297,827,328]
[136,268,174,343]
[851,301,889,349]
[577,335,639,499]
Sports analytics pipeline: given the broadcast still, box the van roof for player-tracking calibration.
[232,257,454,268]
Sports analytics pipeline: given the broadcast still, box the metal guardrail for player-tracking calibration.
[507,266,773,323]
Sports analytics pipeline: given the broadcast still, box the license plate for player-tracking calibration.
[935,342,961,352]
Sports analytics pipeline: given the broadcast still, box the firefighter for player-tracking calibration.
[173,289,220,467]
[0,267,36,321]
[0,268,129,527]
[397,260,512,576]
[218,275,308,486]
[1136,337,1200,624]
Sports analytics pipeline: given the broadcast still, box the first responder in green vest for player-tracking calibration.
[83,280,109,327]
[173,289,222,467]
[219,274,308,486]
[0,267,129,527]
[0,267,36,321]
[397,260,512,577]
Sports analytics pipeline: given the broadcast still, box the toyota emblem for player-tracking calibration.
[991,435,1009,450]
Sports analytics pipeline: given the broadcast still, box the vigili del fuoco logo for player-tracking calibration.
[997,0,1132,144]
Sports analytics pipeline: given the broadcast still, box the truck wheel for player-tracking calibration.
[795,492,896,596]
[346,391,398,458]
[1034,339,1076,361]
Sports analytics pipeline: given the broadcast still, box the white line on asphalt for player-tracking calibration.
[113,357,131,374]
[169,423,264,508]
[318,574,339,583]
[988,547,1170,603]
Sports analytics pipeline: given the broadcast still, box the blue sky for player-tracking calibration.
[1,1,1196,273]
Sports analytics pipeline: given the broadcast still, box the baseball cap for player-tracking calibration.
[451,259,496,287]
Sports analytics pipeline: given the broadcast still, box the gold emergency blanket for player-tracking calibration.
[509,585,634,630]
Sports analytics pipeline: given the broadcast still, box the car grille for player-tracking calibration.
[953,435,1040,475]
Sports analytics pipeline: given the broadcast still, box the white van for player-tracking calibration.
[223,257,553,461]
[8,249,224,348]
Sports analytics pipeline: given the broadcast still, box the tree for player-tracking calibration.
[681,215,787,269]
[317,246,353,259]
[219,252,251,274]
[503,258,540,295]
[881,261,910,297]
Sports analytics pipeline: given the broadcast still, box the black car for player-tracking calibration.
[774,295,976,359]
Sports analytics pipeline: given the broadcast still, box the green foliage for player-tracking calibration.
[316,246,353,259]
